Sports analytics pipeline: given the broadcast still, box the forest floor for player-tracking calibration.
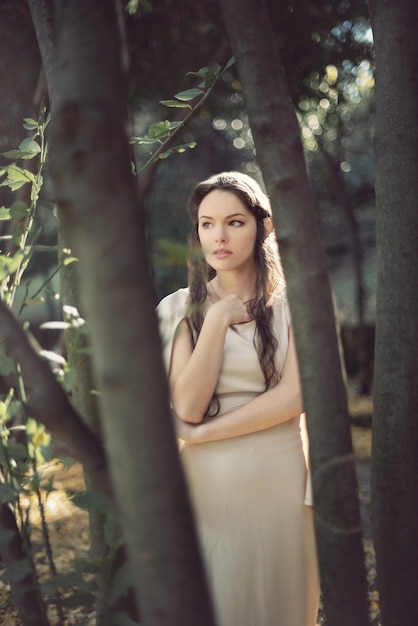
[0,389,377,626]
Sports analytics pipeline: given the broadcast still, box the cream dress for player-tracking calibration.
[158,288,319,626]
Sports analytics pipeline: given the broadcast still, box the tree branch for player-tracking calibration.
[0,298,113,504]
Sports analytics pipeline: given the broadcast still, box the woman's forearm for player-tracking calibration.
[183,380,303,443]
[170,311,229,423]
[170,296,252,424]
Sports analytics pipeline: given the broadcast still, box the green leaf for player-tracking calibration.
[225,55,235,70]
[159,141,197,159]
[61,456,76,470]
[23,118,39,130]
[39,349,67,367]
[131,120,182,145]
[0,482,19,504]
[2,149,39,160]
[159,99,191,108]
[23,296,45,307]
[10,200,29,219]
[19,137,41,153]
[174,88,204,101]
[5,442,28,462]
[0,251,24,283]
[62,365,77,393]
[0,401,7,422]
[130,136,159,145]
[40,321,71,330]
[63,256,78,266]
[11,220,25,246]
[187,64,221,87]
[148,120,171,139]
[0,207,11,220]
[2,138,41,160]
[71,490,108,514]
[2,399,23,422]
[0,164,35,191]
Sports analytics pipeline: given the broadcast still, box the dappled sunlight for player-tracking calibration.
[20,461,88,525]
[1,457,94,625]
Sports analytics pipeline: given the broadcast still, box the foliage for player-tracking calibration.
[0,110,116,624]
[132,57,234,174]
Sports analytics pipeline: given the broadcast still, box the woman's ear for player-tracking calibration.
[263,216,274,239]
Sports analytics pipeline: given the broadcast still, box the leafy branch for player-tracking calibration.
[0,103,50,309]
[132,57,235,175]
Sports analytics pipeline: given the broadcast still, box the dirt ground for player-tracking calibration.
[1,396,377,626]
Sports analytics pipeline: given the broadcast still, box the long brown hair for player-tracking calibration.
[186,171,285,415]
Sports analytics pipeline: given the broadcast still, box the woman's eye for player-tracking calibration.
[201,222,212,229]
[230,220,244,226]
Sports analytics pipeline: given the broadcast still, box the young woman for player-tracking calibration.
[157,171,319,626]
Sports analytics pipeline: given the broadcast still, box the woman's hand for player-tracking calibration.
[209,294,251,326]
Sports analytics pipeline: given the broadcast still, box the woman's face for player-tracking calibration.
[197,189,258,274]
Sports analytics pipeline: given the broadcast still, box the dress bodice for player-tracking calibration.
[157,287,290,417]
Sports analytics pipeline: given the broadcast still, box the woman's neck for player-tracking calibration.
[211,271,257,303]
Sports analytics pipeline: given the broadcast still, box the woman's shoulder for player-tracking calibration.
[156,287,189,374]
[157,287,189,309]
[157,287,189,315]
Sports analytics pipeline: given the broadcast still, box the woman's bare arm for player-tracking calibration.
[176,327,302,440]
[170,295,251,423]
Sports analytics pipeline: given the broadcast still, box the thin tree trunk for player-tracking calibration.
[319,142,370,393]
[0,502,49,626]
[369,1,418,624]
[220,1,370,624]
[0,300,112,500]
[48,1,215,625]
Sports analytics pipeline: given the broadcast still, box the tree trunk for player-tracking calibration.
[220,1,370,624]
[0,502,49,626]
[369,1,418,624]
[319,142,371,394]
[27,0,115,614]
[48,1,215,625]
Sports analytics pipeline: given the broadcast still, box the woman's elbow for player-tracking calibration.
[283,380,303,416]
[172,401,205,424]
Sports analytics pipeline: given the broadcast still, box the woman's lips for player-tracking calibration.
[213,249,232,259]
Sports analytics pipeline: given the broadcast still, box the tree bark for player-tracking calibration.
[0,501,49,626]
[26,0,55,103]
[369,1,418,624]
[28,2,117,610]
[219,1,370,624]
[0,300,112,501]
[48,1,215,625]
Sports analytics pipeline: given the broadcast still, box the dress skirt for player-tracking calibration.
[181,417,320,626]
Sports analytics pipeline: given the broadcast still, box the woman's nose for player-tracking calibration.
[214,227,227,242]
